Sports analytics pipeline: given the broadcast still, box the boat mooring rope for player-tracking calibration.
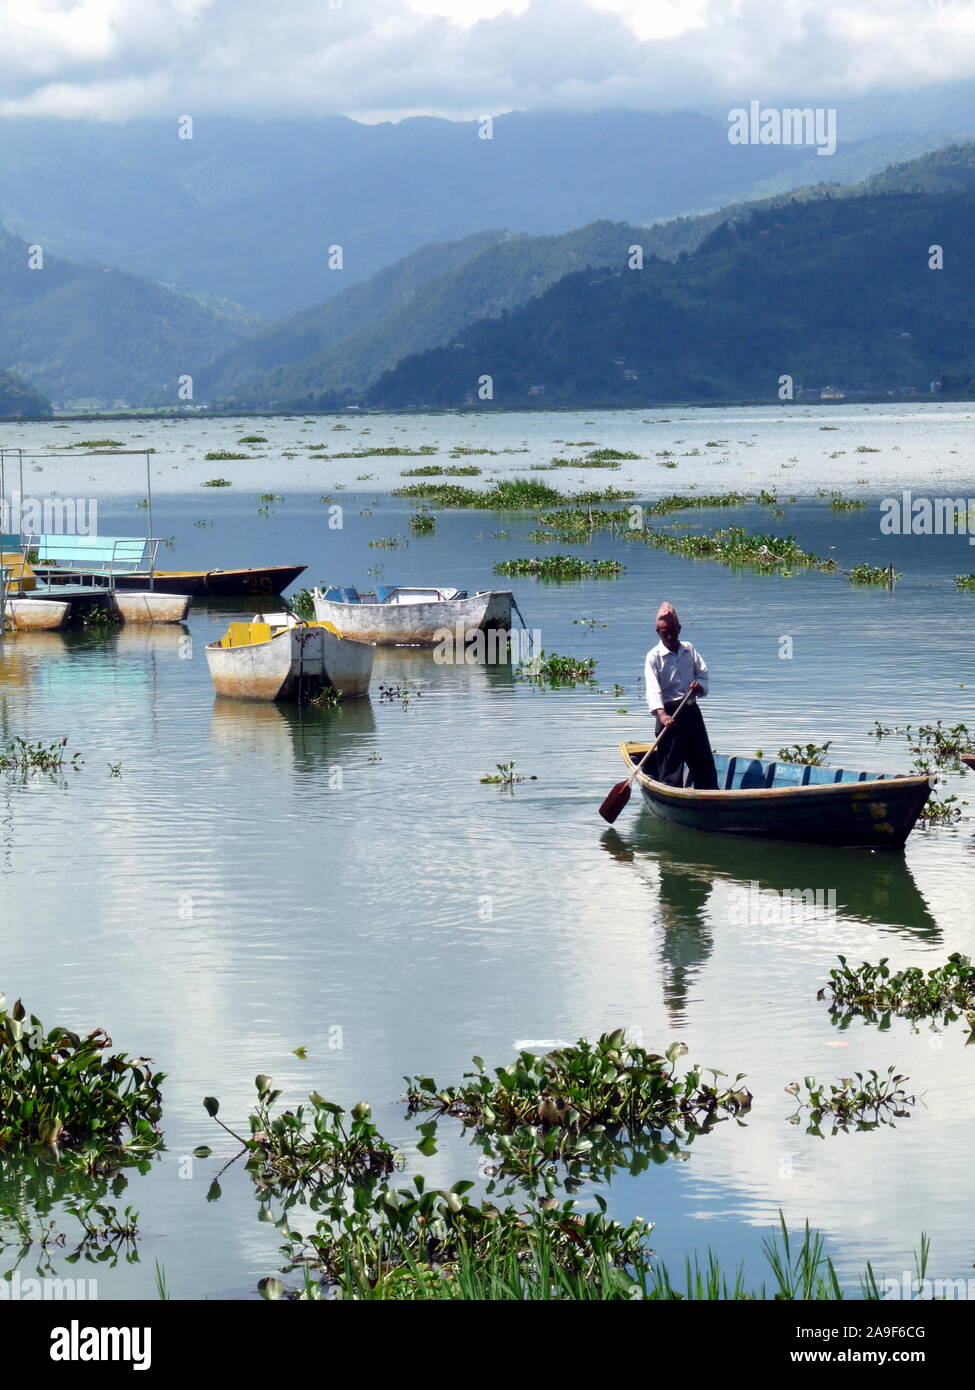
[510,595,533,652]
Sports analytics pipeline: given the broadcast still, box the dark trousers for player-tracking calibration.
[652,698,718,790]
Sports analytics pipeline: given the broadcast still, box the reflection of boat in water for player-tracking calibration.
[603,817,940,942]
[371,643,514,694]
[209,695,378,772]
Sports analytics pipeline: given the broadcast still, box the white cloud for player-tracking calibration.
[1,0,975,120]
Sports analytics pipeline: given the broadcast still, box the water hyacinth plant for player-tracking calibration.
[515,651,598,685]
[785,1068,916,1134]
[819,954,975,1035]
[0,995,164,1168]
[642,525,836,572]
[203,1078,398,1190]
[777,742,831,766]
[404,1032,751,1134]
[268,1181,654,1298]
[848,563,898,585]
[0,736,82,773]
[494,556,623,579]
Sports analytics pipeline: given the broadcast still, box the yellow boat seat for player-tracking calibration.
[219,621,273,648]
[1,552,36,593]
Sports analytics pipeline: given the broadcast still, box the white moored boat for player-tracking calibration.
[310,585,513,646]
[205,613,374,702]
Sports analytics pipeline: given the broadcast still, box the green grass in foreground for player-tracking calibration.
[264,1216,930,1301]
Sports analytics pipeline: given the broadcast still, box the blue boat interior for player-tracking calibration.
[322,585,469,604]
[708,753,893,789]
[629,748,897,789]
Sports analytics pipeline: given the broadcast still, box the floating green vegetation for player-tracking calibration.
[516,651,598,685]
[71,439,124,449]
[818,953,975,1036]
[327,446,438,459]
[288,589,315,619]
[392,479,632,509]
[777,742,831,766]
[202,477,232,487]
[827,493,867,511]
[643,525,835,572]
[645,491,756,516]
[369,537,406,549]
[480,762,537,785]
[571,487,634,505]
[494,556,624,580]
[267,1182,654,1297]
[854,445,881,453]
[873,719,975,765]
[0,995,164,1169]
[204,451,251,460]
[573,617,608,629]
[80,604,123,633]
[257,492,282,502]
[785,1068,915,1134]
[449,447,497,456]
[0,736,82,773]
[871,721,972,824]
[378,681,422,707]
[849,563,898,585]
[310,687,342,711]
[409,511,436,533]
[955,575,975,590]
[405,1033,751,1136]
[238,434,267,444]
[203,1080,397,1190]
[400,464,482,477]
[545,456,618,470]
[534,507,633,536]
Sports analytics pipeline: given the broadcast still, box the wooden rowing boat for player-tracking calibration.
[106,565,307,597]
[619,744,932,850]
[205,614,373,702]
[310,585,512,645]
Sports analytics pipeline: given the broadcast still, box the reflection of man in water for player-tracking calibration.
[644,602,718,790]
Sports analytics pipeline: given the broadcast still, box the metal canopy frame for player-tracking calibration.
[0,448,157,620]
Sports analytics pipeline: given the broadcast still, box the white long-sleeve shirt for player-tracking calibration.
[644,639,709,715]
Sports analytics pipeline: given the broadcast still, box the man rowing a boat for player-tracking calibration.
[645,602,718,790]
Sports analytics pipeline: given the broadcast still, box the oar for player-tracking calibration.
[598,687,695,824]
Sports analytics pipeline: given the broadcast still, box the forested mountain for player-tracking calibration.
[0,111,940,318]
[0,366,50,418]
[195,230,507,401]
[0,224,256,408]
[367,191,975,407]
[201,221,652,408]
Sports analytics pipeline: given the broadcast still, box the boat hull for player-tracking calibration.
[110,591,191,624]
[620,744,931,850]
[39,565,307,597]
[3,598,71,631]
[311,589,512,645]
[206,624,373,702]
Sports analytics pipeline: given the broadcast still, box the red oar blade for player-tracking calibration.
[599,779,631,824]
[962,755,975,770]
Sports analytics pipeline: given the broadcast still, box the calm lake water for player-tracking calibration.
[1,403,973,1299]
